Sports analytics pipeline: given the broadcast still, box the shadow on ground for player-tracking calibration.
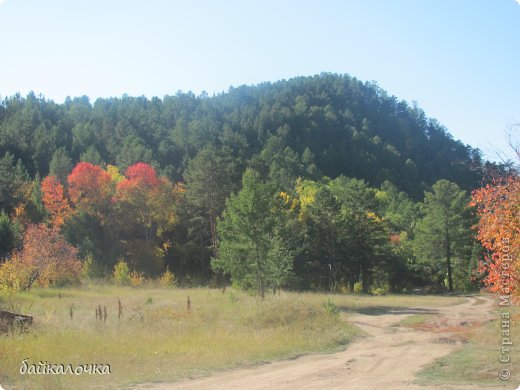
[341,306,439,316]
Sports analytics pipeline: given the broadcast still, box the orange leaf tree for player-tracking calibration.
[38,161,180,277]
[0,224,82,293]
[41,175,71,227]
[116,163,176,241]
[114,163,177,275]
[68,162,113,216]
[471,176,520,300]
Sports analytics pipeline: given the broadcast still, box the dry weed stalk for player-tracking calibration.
[118,298,123,320]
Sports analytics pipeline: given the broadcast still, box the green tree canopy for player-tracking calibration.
[49,147,73,185]
[414,180,475,291]
[212,169,293,297]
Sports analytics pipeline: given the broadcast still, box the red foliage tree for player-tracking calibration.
[113,163,178,275]
[115,163,176,241]
[471,176,520,300]
[124,162,160,188]
[41,175,71,227]
[67,162,113,214]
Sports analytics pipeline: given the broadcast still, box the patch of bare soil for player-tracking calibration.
[135,295,510,390]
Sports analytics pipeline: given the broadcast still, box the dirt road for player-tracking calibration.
[137,295,510,390]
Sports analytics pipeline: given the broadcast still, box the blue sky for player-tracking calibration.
[0,0,519,162]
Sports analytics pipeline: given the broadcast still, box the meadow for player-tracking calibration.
[0,286,499,389]
[1,286,355,389]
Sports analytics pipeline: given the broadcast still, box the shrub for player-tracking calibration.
[372,287,387,296]
[82,254,105,280]
[129,270,145,287]
[353,282,363,294]
[0,255,28,295]
[371,283,390,296]
[113,260,131,286]
[157,267,176,287]
[323,298,339,317]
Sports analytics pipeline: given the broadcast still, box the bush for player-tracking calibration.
[113,260,131,286]
[371,283,390,296]
[82,254,105,280]
[157,267,176,287]
[0,255,29,295]
[371,287,388,296]
[323,298,339,317]
[353,282,363,294]
[129,270,145,287]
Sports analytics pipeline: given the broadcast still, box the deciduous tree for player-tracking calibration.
[0,224,82,293]
[471,176,520,299]
[41,175,71,227]
[115,163,178,275]
[67,162,113,214]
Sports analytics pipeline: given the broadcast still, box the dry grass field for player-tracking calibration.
[1,287,514,390]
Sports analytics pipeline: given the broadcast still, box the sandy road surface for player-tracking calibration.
[136,295,513,390]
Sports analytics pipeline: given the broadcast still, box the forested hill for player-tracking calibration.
[0,73,492,198]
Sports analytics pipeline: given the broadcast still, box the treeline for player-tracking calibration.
[0,158,479,293]
[0,73,503,195]
[0,73,508,293]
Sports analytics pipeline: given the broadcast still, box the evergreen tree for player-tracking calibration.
[329,177,392,292]
[0,152,29,214]
[49,147,73,185]
[0,210,17,258]
[184,146,242,265]
[305,186,347,291]
[414,180,474,291]
[80,145,104,166]
[212,169,293,297]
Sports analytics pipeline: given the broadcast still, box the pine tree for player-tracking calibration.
[212,169,293,298]
[414,180,474,291]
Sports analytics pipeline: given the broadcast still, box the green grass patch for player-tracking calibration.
[417,305,520,387]
[286,292,465,313]
[400,314,434,327]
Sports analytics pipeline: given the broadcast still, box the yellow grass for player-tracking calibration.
[0,287,354,389]
[0,287,465,389]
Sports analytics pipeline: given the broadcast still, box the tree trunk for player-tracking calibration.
[209,216,219,259]
[25,270,39,291]
[199,235,206,276]
[255,243,264,299]
[445,227,453,292]
[361,258,369,293]
[259,277,265,299]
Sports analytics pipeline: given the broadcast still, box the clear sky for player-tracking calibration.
[0,0,519,162]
